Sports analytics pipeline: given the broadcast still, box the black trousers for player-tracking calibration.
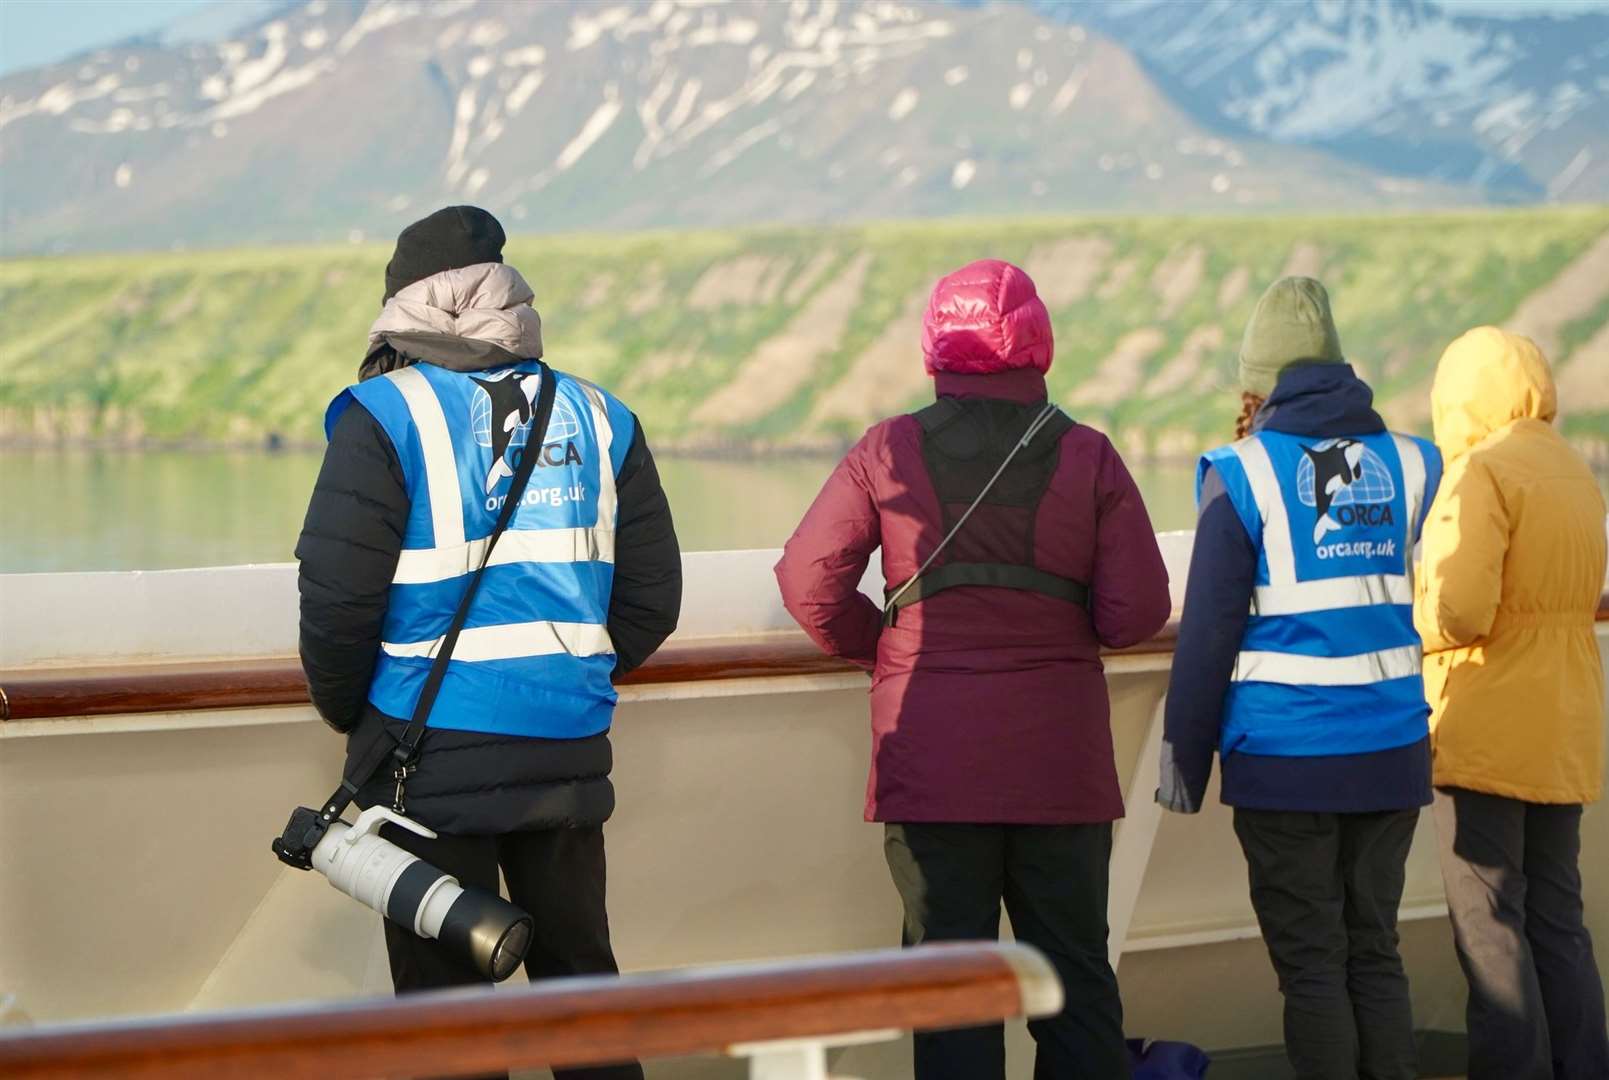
[1232,808,1419,1080]
[883,822,1128,1080]
[1432,787,1609,1080]
[379,823,643,1080]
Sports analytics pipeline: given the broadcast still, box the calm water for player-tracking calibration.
[0,448,1202,573]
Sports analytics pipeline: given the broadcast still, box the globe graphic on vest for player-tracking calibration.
[470,388,582,449]
[1295,441,1396,507]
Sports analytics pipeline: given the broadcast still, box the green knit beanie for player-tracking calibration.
[1238,276,1346,396]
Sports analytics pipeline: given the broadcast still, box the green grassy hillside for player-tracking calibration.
[2,209,1606,460]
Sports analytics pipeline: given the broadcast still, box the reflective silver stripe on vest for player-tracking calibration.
[1252,574,1413,617]
[392,528,616,585]
[388,367,466,549]
[577,381,619,532]
[381,620,615,662]
[1230,437,1295,586]
[1232,644,1423,687]
[385,371,618,586]
[1391,434,1427,565]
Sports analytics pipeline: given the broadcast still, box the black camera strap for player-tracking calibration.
[313,361,558,828]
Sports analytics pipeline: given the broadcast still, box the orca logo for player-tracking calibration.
[469,371,584,495]
[1296,439,1396,544]
[470,371,540,494]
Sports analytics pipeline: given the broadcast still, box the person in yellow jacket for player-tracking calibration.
[1415,326,1608,1080]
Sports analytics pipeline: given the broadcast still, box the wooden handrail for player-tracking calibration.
[0,621,1181,722]
[5,588,1607,723]
[0,943,1061,1079]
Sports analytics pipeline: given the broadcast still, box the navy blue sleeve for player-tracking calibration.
[1157,465,1257,813]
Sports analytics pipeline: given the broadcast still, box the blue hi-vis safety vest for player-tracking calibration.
[1200,429,1443,758]
[328,360,634,739]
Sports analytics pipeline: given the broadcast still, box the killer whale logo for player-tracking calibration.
[470,370,540,494]
[1303,439,1364,543]
[1297,438,1395,543]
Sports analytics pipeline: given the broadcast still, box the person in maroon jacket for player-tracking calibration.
[775,259,1172,1080]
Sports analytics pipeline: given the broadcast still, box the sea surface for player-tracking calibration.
[0,448,1204,573]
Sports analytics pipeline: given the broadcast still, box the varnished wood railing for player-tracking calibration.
[0,943,1060,1079]
[4,590,1607,723]
[0,622,1180,722]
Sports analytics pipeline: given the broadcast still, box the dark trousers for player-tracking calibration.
[379,823,643,1080]
[1432,787,1609,1080]
[1232,808,1419,1080]
[883,822,1127,1080]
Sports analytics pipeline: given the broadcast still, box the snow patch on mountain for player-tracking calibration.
[0,0,1487,253]
[1053,0,1609,200]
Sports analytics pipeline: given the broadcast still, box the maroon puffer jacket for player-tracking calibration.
[775,261,1171,824]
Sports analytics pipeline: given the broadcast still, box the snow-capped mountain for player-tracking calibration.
[0,0,1462,253]
[1048,0,1609,202]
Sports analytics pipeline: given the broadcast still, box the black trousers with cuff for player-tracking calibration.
[1432,787,1609,1080]
[1232,808,1419,1080]
[378,823,643,1080]
[882,822,1128,1080]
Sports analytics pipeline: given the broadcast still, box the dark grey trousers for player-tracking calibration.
[883,822,1128,1080]
[1433,787,1609,1080]
[1233,808,1419,1080]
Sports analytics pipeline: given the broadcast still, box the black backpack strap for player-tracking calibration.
[313,361,558,827]
[884,402,1066,622]
[883,562,1089,626]
[884,401,1089,627]
[912,397,966,434]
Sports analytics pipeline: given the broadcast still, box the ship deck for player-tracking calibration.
[2,539,1606,1078]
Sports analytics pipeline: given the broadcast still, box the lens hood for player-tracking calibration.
[437,885,535,982]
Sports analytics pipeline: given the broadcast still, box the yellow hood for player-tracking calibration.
[1431,326,1558,459]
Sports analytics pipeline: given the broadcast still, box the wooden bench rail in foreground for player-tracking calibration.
[4,590,1607,722]
[0,943,1062,1080]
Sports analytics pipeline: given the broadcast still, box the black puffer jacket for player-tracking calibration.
[295,398,682,834]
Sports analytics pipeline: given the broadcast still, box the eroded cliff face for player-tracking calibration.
[1,209,1606,463]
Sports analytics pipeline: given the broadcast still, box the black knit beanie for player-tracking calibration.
[383,206,506,302]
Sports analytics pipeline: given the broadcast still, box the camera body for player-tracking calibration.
[272,806,327,871]
[273,804,532,982]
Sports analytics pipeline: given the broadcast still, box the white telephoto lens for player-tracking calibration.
[311,822,420,914]
[414,876,466,938]
[302,808,533,980]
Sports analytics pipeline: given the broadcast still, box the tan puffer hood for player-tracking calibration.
[365,262,543,373]
[1431,326,1557,460]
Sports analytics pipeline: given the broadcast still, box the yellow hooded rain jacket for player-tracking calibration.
[1415,327,1607,804]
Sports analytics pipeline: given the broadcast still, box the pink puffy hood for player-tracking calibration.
[921,259,1053,376]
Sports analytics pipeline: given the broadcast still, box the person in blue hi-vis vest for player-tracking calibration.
[295,207,681,1080]
[1157,277,1442,1080]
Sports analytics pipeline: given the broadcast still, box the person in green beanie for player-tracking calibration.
[1158,277,1445,1080]
[1237,276,1346,397]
